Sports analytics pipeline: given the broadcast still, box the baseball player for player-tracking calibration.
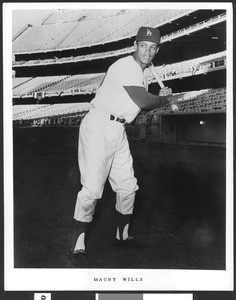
[68,26,178,267]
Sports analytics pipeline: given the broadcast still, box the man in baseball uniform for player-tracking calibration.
[68,26,178,267]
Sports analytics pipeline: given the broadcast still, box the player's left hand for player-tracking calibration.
[169,97,179,112]
[170,102,179,112]
[159,87,172,96]
[165,94,179,112]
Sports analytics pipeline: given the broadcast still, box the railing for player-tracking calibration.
[12,51,226,98]
[12,24,32,42]
[161,12,226,42]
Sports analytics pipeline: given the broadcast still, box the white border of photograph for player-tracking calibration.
[3,2,233,291]
[143,295,193,300]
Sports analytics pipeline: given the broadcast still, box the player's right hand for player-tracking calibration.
[159,86,172,96]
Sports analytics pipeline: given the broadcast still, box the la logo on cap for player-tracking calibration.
[147,29,152,36]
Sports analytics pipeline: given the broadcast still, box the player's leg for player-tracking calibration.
[108,130,139,243]
[69,111,119,264]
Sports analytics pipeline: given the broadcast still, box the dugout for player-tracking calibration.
[132,112,226,147]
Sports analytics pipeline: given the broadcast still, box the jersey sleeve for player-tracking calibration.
[107,58,170,111]
[124,86,170,111]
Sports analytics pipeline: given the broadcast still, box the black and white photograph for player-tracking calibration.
[3,1,234,294]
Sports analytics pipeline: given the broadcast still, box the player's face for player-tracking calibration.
[134,41,159,69]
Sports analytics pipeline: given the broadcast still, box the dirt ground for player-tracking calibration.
[13,126,226,269]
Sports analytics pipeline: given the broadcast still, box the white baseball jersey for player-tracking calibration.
[74,55,167,223]
[91,55,147,123]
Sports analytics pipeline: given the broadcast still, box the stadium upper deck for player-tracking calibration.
[12,8,227,125]
[12,51,226,99]
[12,12,226,68]
[13,9,195,54]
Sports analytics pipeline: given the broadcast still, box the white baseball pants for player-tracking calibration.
[74,107,139,222]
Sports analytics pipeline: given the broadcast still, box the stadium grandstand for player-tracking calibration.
[13,8,226,145]
[11,6,230,272]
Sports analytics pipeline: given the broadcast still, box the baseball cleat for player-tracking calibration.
[68,249,90,268]
[115,236,147,249]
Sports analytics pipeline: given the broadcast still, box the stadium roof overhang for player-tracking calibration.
[13,9,198,55]
[12,12,226,68]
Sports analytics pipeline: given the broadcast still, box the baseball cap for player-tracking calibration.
[136,27,161,45]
